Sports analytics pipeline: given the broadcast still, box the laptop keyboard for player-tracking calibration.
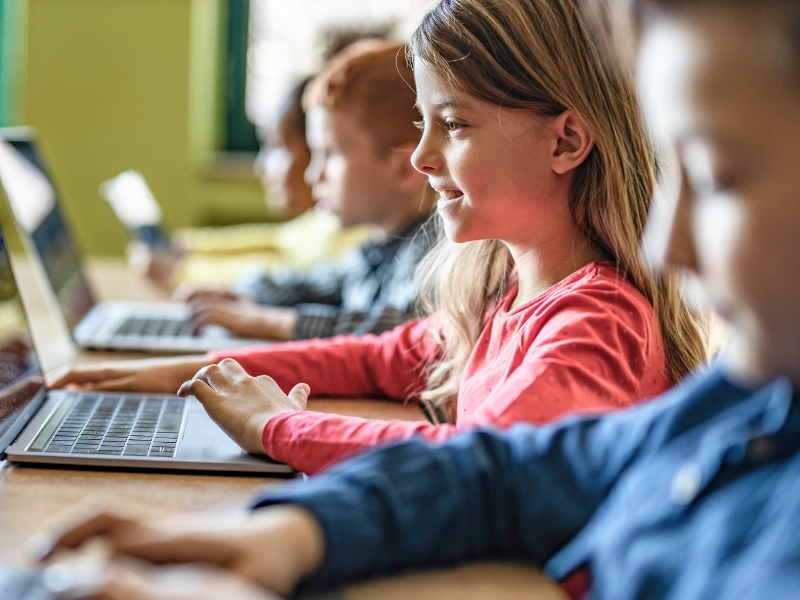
[36,395,185,458]
[113,315,193,338]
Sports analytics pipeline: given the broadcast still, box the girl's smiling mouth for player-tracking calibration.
[438,189,463,200]
[435,187,465,207]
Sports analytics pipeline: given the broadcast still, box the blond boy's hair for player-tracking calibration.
[304,40,420,155]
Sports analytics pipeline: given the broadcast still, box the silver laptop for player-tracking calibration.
[0,230,292,474]
[0,127,267,353]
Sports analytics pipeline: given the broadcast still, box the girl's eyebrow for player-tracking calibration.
[414,97,470,111]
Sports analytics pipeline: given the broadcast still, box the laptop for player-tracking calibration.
[99,169,171,250]
[0,127,268,353]
[0,231,293,474]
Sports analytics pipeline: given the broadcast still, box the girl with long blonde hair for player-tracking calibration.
[52,0,707,476]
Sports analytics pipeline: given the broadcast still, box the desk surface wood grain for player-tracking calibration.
[0,257,566,599]
[0,257,425,566]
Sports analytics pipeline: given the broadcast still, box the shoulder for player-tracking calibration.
[533,262,657,334]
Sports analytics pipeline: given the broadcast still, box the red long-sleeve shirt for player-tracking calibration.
[211,262,669,474]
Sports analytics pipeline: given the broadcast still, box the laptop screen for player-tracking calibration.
[0,133,95,331]
[0,229,45,445]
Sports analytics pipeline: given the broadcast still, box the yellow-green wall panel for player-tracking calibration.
[24,0,266,256]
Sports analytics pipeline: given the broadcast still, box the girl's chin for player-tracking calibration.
[436,194,464,211]
[440,220,481,244]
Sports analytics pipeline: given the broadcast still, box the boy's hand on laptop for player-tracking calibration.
[46,559,281,600]
[188,300,298,341]
[177,358,309,455]
[127,241,185,294]
[47,356,215,394]
[173,285,241,304]
[34,504,324,598]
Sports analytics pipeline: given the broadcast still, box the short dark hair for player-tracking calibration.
[275,77,312,137]
[632,0,800,80]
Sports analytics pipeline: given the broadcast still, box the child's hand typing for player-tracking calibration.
[33,504,325,599]
[187,299,298,342]
[47,356,215,394]
[177,358,309,455]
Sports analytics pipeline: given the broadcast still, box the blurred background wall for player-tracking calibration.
[0,0,435,256]
[0,0,267,256]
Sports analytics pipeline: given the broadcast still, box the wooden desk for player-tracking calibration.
[0,257,426,566]
[0,257,566,599]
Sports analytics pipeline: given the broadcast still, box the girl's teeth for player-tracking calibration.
[439,190,462,200]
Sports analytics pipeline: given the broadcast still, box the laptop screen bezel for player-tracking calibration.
[0,220,51,455]
[0,127,98,336]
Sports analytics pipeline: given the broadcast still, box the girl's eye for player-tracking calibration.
[412,120,426,132]
[438,120,466,136]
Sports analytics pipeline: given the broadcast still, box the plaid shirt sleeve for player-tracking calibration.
[234,254,356,307]
[291,217,435,340]
[236,215,436,341]
[292,303,410,340]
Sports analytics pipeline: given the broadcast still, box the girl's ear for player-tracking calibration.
[551,111,595,175]
[389,143,427,191]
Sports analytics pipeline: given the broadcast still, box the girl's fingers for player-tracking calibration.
[84,376,139,393]
[189,363,237,393]
[216,358,248,379]
[177,378,217,400]
[47,366,118,389]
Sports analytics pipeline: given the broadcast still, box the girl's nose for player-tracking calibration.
[410,130,442,175]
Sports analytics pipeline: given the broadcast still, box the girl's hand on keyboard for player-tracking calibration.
[34,504,324,599]
[176,358,309,455]
[47,356,216,394]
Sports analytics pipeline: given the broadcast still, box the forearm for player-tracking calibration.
[263,411,457,474]
[253,426,600,592]
[252,402,663,593]
[211,319,434,400]
[245,505,326,595]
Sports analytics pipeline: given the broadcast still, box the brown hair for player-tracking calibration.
[304,39,421,155]
[275,77,311,138]
[410,0,709,407]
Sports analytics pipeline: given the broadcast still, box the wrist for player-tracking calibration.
[249,505,326,594]
[277,505,326,583]
[271,307,298,341]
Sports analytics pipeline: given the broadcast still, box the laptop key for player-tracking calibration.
[124,447,149,456]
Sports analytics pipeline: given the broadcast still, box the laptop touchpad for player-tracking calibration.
[176,399,249,460]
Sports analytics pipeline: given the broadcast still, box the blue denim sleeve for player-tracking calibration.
[252,396,670,592]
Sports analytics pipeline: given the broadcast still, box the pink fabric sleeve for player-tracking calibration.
[475,286,665,428]
[209,317,440,400]
[262,412,457,474]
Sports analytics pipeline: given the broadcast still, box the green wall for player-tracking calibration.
[21,0,267,256]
